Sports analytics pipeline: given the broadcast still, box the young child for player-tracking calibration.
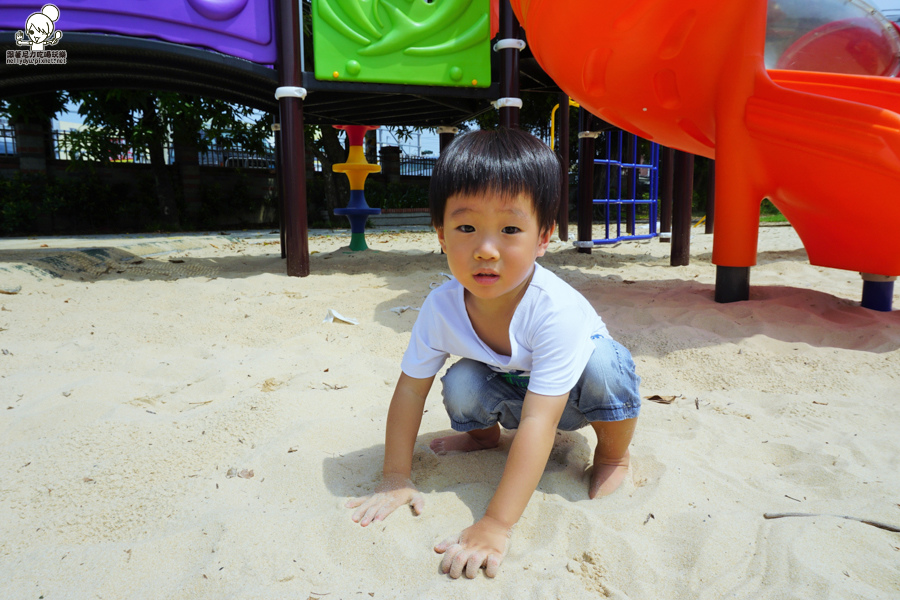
[347,128,641,579]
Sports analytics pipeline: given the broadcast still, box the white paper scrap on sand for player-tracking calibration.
[430,272,454,289]
[389,305,420,315]
[322,309,358,325]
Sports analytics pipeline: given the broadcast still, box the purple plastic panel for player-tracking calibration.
[0,0,277,63]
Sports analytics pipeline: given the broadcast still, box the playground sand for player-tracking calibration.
[0,225,898,599]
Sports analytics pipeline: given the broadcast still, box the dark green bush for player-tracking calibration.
[364,181,429,210]
[0,172,54,234]
[0,169,161,234]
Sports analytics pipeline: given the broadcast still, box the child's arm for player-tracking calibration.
[346,372,434,526]
[434,390,568,579]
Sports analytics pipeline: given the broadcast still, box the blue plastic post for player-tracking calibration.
[334,190,380,251]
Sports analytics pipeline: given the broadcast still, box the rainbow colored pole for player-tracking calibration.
[333,125,381,251]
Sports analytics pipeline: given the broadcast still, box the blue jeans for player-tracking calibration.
[440,336,641,432]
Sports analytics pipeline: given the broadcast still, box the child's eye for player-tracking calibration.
[457,224,475,233]
[502,226,521,234]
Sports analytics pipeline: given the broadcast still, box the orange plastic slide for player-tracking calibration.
[511,0,900,278]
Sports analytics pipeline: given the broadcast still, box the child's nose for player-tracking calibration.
[474,236,500,260]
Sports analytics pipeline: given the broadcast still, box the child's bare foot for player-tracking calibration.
[430,424,501,455]
[589,449,630,498]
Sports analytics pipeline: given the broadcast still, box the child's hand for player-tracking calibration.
[434,516,511,579]
[346,473,424,526]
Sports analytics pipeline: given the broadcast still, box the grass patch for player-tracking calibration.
[760,213,788,223]
[759,199,786,223]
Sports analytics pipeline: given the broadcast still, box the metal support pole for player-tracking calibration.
[273,118,285,259]
[624,134,635,235]
[860,273,896,311]
[671,150,694,266]
[438,126,458,153]
[576,108,595,254]
[715,266,751,303]
[498,0,521,129]
[277,0,310,277]
[557,93,570,241]
[659,146,674,242]
[706,158,715,234]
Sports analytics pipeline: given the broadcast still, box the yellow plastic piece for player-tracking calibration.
[333,145,381,190]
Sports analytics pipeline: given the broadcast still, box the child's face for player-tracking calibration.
[437,191,552,306]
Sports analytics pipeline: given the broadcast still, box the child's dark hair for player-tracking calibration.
[429,128,561,234]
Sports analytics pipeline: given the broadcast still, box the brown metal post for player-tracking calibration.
[576,108,595,254]
[705,158,715,234]
[364,128,377,164]
[624,134,636,234]
[557,93,570,241]
[498,0,521,129]
[671,150,695,266]
[659,147,674,238]
[277,0,310,277]
[273,117,285,259]
[438,126,457,153]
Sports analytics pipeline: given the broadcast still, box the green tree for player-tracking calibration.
[0,90,67,126]
[304,124,348,223]
[64,90,272,229]
[0,90,67,171]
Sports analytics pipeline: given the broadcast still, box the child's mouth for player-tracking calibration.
[473,272,500,284]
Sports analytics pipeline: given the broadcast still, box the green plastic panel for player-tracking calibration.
[312,0,492,88]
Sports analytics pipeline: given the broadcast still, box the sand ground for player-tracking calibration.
[0,224,898,599]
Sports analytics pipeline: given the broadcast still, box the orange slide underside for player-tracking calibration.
[511,0,900,276]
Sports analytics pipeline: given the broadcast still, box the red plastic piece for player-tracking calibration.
[333,125,379,148]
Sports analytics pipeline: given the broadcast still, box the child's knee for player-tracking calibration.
[440,359,494,420]
[575,338,641,421]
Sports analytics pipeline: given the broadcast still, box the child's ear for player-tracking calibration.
[536,224,554,257]
[436,226,447,252]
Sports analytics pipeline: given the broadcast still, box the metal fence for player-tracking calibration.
[51,130,175,164]
[399,155,437,177]
[198,146,274,169]
[0,127,15,155]
[6,129,436,175]
[49,130,278,168]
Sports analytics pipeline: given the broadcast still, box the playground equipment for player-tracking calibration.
[767,0,900,77]
[549,97,579,151]
[6,1,277,61]
[311,0,495,87]
[2,0,532,278]
[573,127,660,247]
[589,130,659,246]
[332,125,380,251]
[510,0,900,310]
[0,1,279,110]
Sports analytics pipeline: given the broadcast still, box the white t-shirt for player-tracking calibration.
[401,263,610,396]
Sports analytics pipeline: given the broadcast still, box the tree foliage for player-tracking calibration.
[1,89,274,230]
[64,91,271,160]
[62,90,272,228]
[0,91,67,126]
